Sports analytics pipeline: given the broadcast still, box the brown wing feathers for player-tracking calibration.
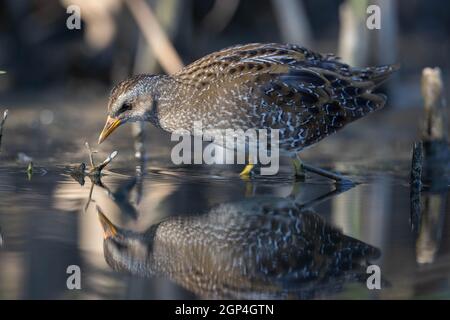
[173,43,396,148]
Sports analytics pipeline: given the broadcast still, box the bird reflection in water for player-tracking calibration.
[94,182,381,299]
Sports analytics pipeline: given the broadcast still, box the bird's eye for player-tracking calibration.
[118,102,132,114]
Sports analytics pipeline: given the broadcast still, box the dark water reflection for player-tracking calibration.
[0,161,449,299]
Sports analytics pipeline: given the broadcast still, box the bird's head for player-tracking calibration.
[97,206,158,276]
[98,74,159,144]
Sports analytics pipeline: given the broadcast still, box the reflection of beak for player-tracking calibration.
[98,116,122,144]
[96,206,118,239]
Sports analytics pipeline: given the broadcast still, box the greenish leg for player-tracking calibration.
[292,154,306,179]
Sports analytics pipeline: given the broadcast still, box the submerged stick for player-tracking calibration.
[410,142,423,191]
[410,142,423,232]
[0,109,8,152]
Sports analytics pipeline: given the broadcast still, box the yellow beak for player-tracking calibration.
[96,206,118,240]
[98,116,122,144]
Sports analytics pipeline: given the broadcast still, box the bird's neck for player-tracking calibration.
[150,75,202,133]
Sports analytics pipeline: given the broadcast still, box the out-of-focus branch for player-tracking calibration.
[60,0,121,50]
[338,0,369,67]
[124,0,184,74]
[421,67,447,141]
[202,0,240,34]
[271,0,311,46]
[133,0,184,74]
[372,0,398,66]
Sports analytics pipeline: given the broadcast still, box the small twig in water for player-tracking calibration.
[84,142,97,168]
[89,150,118,176]
[71,142,118,211]
[69,142,118,194]
[82,141,118,177]
[0,109,8,152]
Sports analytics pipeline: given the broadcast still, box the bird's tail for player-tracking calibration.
[339,63,399,118]
[357,63,400,88]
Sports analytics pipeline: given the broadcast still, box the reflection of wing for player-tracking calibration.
[100,196,380,299]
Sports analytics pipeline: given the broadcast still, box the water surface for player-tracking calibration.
[1,156,449,299]
[0,97,449,299]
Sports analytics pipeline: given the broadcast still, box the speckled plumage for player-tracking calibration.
[99,197,380,299]
[106,43,398,154]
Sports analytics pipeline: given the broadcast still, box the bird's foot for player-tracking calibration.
[239,163,256,180]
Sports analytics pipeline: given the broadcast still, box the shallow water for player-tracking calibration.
[0,96,448,299]
[0,155,449,299]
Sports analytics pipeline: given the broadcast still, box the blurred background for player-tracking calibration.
[0,0,449,102]
[0,0,448,162]
[0,0,450,300]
